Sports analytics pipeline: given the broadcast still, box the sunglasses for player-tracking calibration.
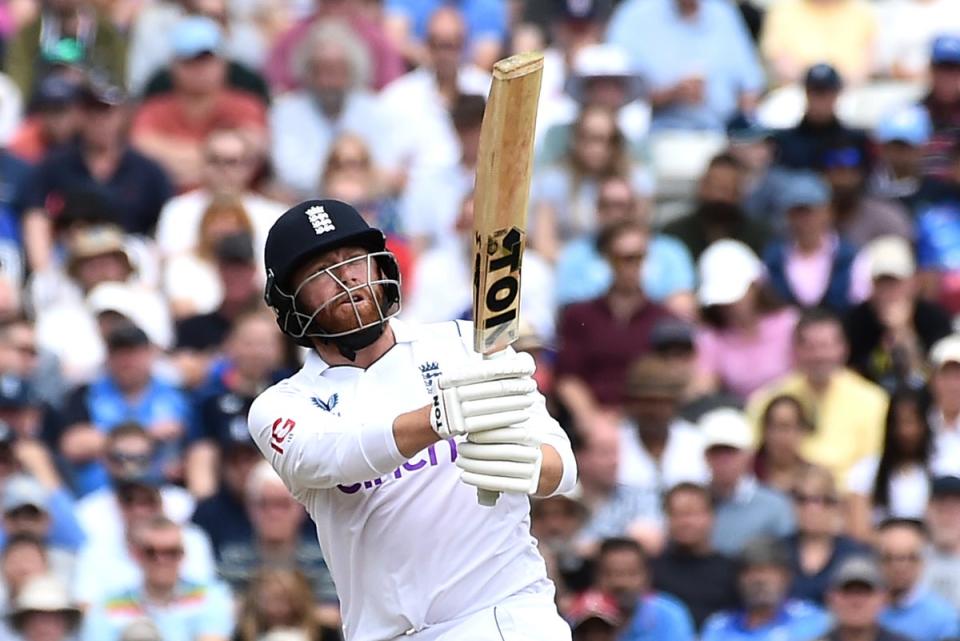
[598,198,634,210]
[611,252,646,263]
[140,545,184,561]
[206,154,247,168]
[792,492,838,506]
[5,505,43,520]
[880,553,921,564]
[108,451,152,466]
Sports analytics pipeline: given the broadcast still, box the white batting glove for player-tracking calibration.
[456,426,543,495]
[429,352,537,439]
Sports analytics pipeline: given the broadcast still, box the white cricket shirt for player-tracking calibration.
[248,320,576,641]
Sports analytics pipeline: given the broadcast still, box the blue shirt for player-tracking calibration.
[386,0,506,44]
[701,600,831,641]
[0,487,85,551]
[606,0,765,131]
[622,593,697,641]
[916,203,960,270]
[555,234,695,307]
[879,587,960,641]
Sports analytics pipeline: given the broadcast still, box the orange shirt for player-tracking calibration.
[8,118,48,163]
[131,90,266,143]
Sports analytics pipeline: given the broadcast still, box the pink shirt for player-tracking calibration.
[696,308,800,400]
[784,235,873,307]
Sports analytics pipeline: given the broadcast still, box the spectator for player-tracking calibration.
[927,335,960,474]
[876,519,960,641]
[235,569,339,641]
[821,145,913,248]
[753,395,812,494]
[617,355,708,494]
[915,143,960,315]
[606,0,763,131]
[920,35,960,180]
[693,239,799,400]
[784,466,870,604]
[875,0,960,80]
[8,573,81,641]
[554,221,674,419]
[384,0,505,70]
[131,17,267,192]
[922,475,960,611]
[1,475,75,588]
[702,537,830,641]
[701,408,795,555]
[845,236,952,391]
[0,374,44,440]
[0,535,50,622]
[567,589,622,641]
[727,114,794,231]
[80,516,232,641]
[823,556,912,641]
[7,74,81,164]
[20,82,173,273]
[554,174,696,315]
[662,154,770,261]
[155,128,285,263]
[650,482,741,629]
[763,173,872,314]
[531,494,591,595]
[747,309,888,483]
[773,65,870,173]
[594,538,696,641]
[269,20,391,198]
[0,317,65,410]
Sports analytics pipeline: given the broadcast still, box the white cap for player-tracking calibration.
[865,235,915,280]
[700,407,753,451]
[931,334,960,369]
[9,574,80,624]
[566,44,644,103]
[697,239,765,306]
[86,282,173,351]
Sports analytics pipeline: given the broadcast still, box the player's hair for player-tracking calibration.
[663,482,712,514]
[245,460,286,502]
[595,218,648,256]
[598,537,647,566]
[792,307,843,345]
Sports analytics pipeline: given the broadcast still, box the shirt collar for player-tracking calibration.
[302,319,415,377]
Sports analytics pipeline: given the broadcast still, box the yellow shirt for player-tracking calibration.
[746,369,888,485]
[760,0,877,83]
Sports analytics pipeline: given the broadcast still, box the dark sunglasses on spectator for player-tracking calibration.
[427,37,463,51]
[792,492,838,506]
[6,505,43,520]
[140,545,184,561]
[206,154,247,168]
[598,198,634,210]
[119,489,160,508]
[880,553,921,564]
[611,252,646,263]
[11,342,37,357]
[108,451,152,467]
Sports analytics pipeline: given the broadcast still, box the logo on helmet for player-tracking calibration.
[305,205,335,236]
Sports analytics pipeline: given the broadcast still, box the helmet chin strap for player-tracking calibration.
[326,322,388,362]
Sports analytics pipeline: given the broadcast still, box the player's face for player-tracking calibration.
[292,246,385,335]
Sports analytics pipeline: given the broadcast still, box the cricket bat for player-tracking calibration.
[471,52,544,506]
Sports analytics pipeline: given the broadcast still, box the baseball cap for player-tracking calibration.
[930,334,960,368]
[567,44,644,104]
[700,407,753,451]
[697,239,765,307]
[779,173,831,212]
[567,591,621,629]
[650,318,695,351]
[874,106,932,147]
[172,16,223,60]
[87,283,172,351]
[830,556,884,590]
[740,537,791,569]
[931,475,960,499]
[805,63,843,91]
[82,79,126,108]
[931,35,960,66]
[2,475,48,514]
[865,235,915,280]
[105,323,151,350]
[67,225,129,267]
[32,74,81,110]
[214,232,255,264]
[0,375,36,410]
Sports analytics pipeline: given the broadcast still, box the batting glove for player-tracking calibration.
[456,426,543,495]
[428,352,537,439]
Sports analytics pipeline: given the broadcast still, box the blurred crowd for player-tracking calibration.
[0,0,959,640]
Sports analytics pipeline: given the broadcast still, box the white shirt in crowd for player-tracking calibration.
[874,0,960,78]
[75,485,196,544]
[846,456,931,522]
[248,319,576,641]
[617,419,709,493]
[929,411,960,479]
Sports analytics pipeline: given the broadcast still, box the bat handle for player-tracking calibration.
[476,350,505,507]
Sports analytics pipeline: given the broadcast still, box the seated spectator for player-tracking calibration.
[875,0,960,80]
[567,589,622,641]
[650,482,741,630]
[0,535,50,623]
[702,537,830,641]
[618,356,708,494]
[73,478,215,605]
[922,476,960,611]
[8,573,81,641]
[1,475,75,588]
[876,519,960,641]
[823,556,913,641]
[747,309,888,482]
[554,174,696,316]
[693,240,799,400]
[784,466,870,604]
[847,388,936,541]
[384,0,505,70]
[606,0,764,131]
[920,36,960,180]
[80,516,232,641]
[845,236,952,390]
[662,154,770,261]
[57,322,190,496]
[155,128,285,263]
[218,462,338,627]
[763,173,872,314]
[531,494,591,595]
[0,375,44,440]
[927,335,960,473]
[727,114,794,232]
[131,17,267,192]
[753,395,812,494]
[594,538,696,641]
[531,105,653,260]
[915,144,960,315]
[0,316,65,410]
[235,569,340,641]
[701,408,795,555]
[773,65,870,172]
[7,74,81,164]
[554,221,674,420]
[760,0,875,86]
[75,423,195,543]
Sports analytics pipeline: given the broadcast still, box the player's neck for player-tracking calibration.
[313,324,397,369]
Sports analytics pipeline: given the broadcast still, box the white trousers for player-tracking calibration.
[390,593,573,641]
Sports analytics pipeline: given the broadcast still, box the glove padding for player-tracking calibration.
[429,352,537,438]
[456,426,543,495]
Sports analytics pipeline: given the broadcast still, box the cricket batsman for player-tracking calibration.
[248,199,577,641]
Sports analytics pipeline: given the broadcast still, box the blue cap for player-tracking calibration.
[780,172,831,212]
[33,74,81,108]
[171,16,222,59]
[875,106,932,146]
[805,63,843,91]
[932,34,960,65]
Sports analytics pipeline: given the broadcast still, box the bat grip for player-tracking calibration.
[475,350,506,507]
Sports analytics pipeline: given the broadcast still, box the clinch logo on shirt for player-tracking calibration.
[337,439,458,494]
[305,205,335,235]
[311,393,339,414]
[419,361,442,393]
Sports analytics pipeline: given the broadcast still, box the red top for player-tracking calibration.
[132,90,266,143]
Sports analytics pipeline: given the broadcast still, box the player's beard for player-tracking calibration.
[312,283,386,335]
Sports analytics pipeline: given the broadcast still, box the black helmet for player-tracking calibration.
[263,199,401,356]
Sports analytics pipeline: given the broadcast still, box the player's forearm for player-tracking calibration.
[393,406,442,458]
[534,444,564,497]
